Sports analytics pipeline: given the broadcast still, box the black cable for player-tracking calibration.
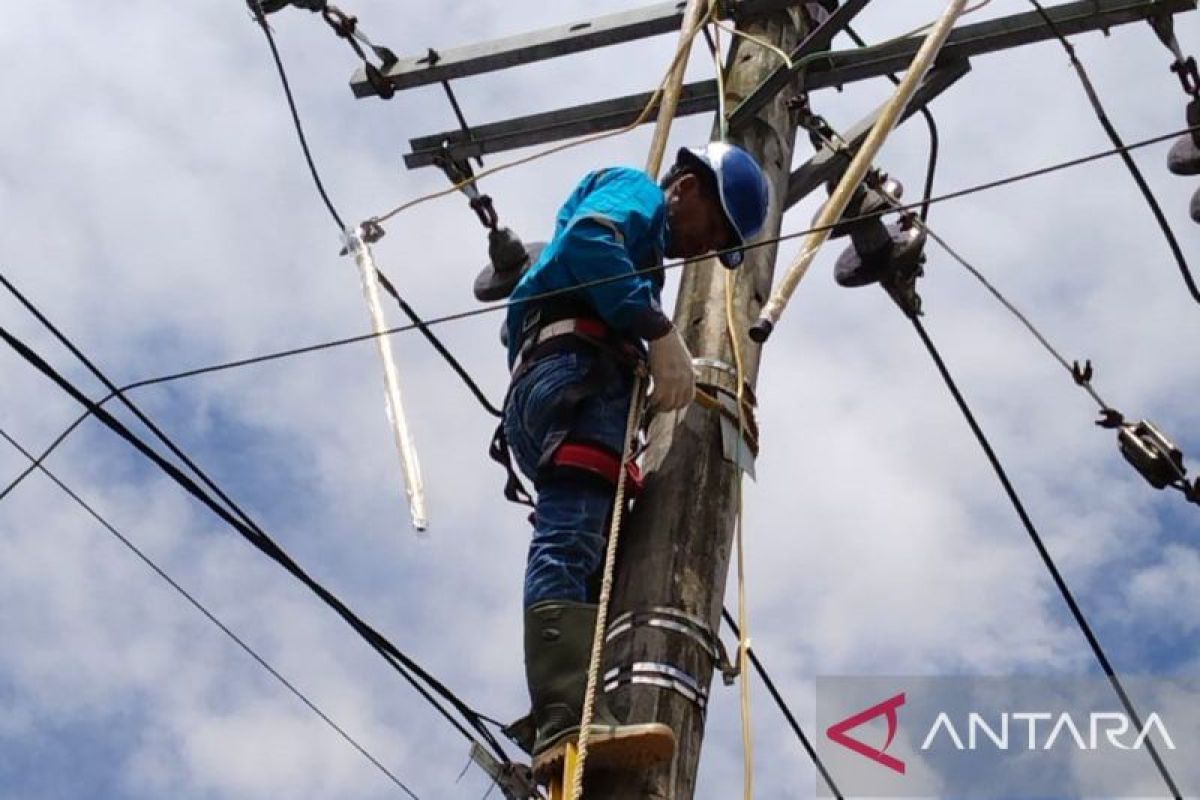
[251,1,345,230]
[721,608,843,799]
[0,284,510,762]
[4,123,1196,506]
[250,1,501,419]
[845,26,940,223]
[1028,0,1200,306]
[909,314,1182,800]
[0,428,422,800]
[113,124,1196,390]
[373,271,502,418]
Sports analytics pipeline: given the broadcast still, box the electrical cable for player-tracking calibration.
[0,427,422,800]
[0,294,510,763]
[908,314,1182,800]
[117,123,1195,388]
[1027,0,1200,306]
[250,1,501,419]
[5,123,1196,509]
[843,26,940,223]
[721,608,844,800]
[916,221,1111,410]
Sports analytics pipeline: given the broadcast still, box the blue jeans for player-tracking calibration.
[503,349,634,608]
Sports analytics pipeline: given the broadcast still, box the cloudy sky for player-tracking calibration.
[2,1,1199,798]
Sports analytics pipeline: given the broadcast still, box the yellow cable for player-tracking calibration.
[711,14,755,799]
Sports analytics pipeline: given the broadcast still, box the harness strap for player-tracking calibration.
[550,441,645,495]
[489,424,535,508]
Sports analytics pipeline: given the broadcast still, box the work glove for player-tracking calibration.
[646,325,696,413]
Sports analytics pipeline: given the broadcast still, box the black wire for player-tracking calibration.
[114,124,1196,390]
[908,315,1182,800]
[844,25,939,222]
[0,428,422,800]
[0,278,510,762]
[1027,0,1200,306]
[4,123,1196,506]
[250,1,501,419]
[251,1,345,230]
[721,608,843,799]
[372,271,502,418]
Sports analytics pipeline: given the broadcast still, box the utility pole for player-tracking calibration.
[588,8,809,799]
[340,1,1197,796]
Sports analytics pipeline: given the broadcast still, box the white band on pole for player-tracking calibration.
[345,226,428,532]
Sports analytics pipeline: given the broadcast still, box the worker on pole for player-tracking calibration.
[493,142,770,780]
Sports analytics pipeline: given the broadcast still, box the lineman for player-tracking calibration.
[498,142,771,779]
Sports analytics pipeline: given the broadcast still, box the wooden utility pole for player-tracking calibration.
[589,8,809,799]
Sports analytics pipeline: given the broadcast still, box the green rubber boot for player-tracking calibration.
[525,600,675,781]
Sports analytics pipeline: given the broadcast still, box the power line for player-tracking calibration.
[119,123,1200,386]
[3,123,1196,508]
[720,608,843,799]
[1028,0,1200,306]
[0,280,510,764]
[250,0,501,419]
[0,427,422,799]
[251,0,345,230]
[908,314,1182,800]
[917,221,1111,410]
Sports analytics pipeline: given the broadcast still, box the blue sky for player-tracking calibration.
[2,1,1199,798]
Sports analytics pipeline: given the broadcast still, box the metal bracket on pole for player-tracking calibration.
[725,0,875,132]
[343,225,428,531]
[468,743,539,800]
[785,57,971,210]
[349,0,818,97]
[398,0,1194,170]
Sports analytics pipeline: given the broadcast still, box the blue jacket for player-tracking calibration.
[505,167,672,367]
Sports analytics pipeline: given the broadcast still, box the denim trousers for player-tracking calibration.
[503,348,634,608]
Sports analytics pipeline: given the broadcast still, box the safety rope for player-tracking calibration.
[571,374,647,798]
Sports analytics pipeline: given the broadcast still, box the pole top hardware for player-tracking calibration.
[468,743,539,800]
[1117,420,1192,496]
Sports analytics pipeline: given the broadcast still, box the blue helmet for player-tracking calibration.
[674,142,771,269]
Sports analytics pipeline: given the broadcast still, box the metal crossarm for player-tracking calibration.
[350,0,807,96]
[399,0,1193,170]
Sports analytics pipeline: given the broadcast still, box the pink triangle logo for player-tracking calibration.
[826,692,907,774]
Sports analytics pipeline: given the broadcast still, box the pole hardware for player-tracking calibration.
[432,147,543,303]
[606,606,740,685]
[468,743,540,800]
[1117,420,1186,488]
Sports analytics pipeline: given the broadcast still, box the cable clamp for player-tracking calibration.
[467,743,538,800]
[1095,408,1125,430]
[1071,359,1094,387]
[1117,419,1188,491]
[1173,56,1200,98]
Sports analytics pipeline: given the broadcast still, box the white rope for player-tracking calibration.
[571,374,646,799]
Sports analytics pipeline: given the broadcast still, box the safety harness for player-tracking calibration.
[489,300,646,509]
